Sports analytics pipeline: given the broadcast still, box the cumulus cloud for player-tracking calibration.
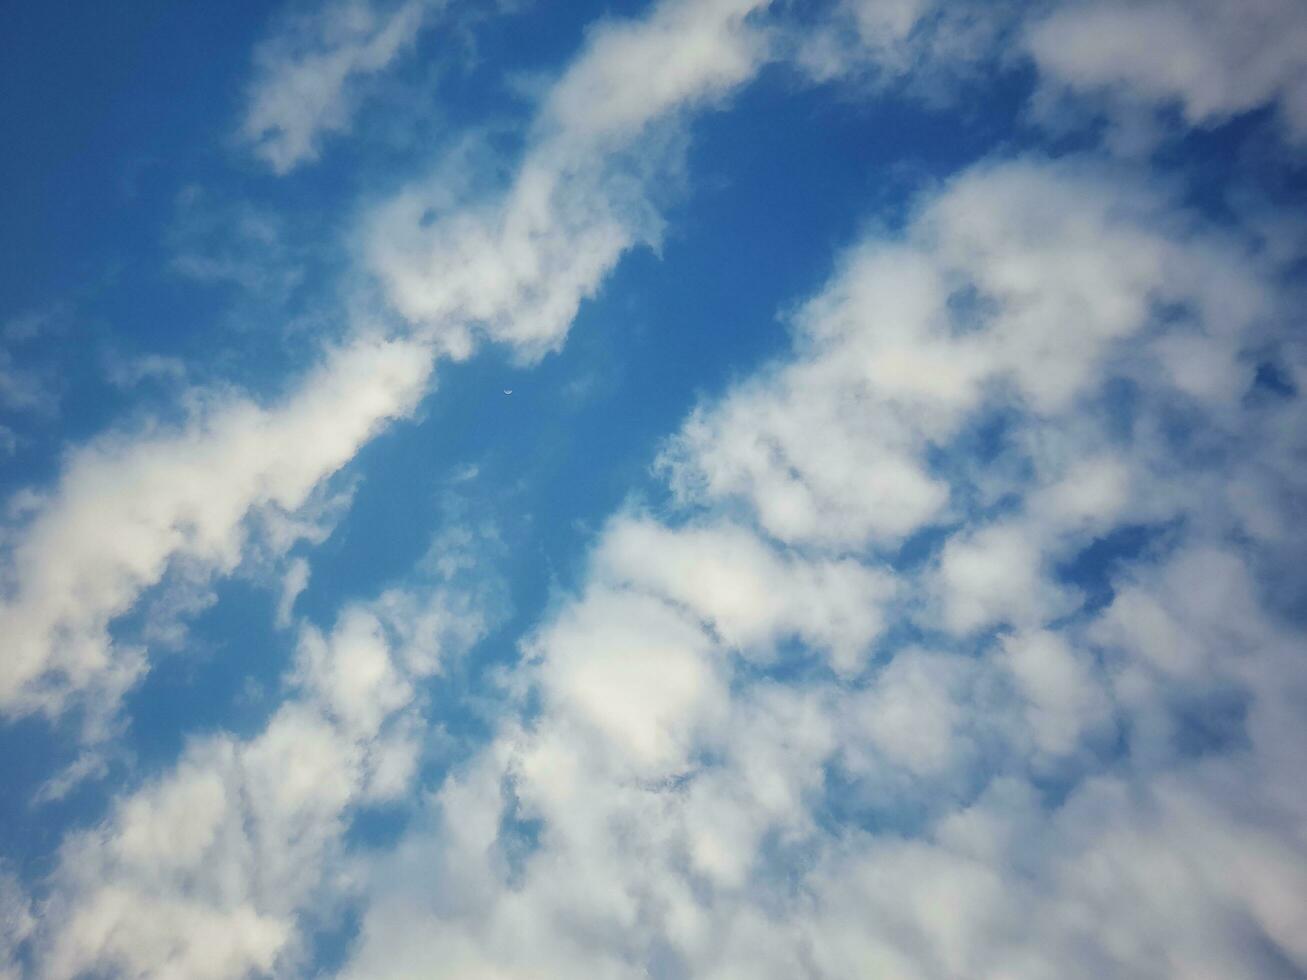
[662,157,1269,551]
[31,577,486,980]
[334,154,1307,978]
[240,0,437,173]
[0,334,431,727]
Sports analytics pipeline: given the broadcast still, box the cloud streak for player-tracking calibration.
[1028,0,1307,145]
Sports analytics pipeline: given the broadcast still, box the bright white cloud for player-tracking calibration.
[540,0,769,142]
[594,517,893,675]
[0,335,431,727]
[32,577,485,980]
[662,157,1270,551]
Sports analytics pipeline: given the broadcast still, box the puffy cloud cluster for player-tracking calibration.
[29,579,485,980]
[664,157,1270,552]
[335,156,1307,978]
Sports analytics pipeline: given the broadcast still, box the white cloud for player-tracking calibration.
[791,0,1021,96]
[1027,0,1307,145]
[935,520,1073,634]
[32,578,485,980]
[540,0,769,142]
[662,157,1269,552]
[1001,629,1111,759]
[792,0,1307,153]
[14,0,1307,976]
[366,0,772,361]
[240,0,436,173]
[0,870,33,980]
[531,586,726,779]
[0,334,431,727]
[275,556,311,629]
[593,516,893,675]
[852,648,976,778]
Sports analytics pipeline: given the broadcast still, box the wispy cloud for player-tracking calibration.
[239,0,439,173]
[367,0,773,361]
[34,573,487,979]
[0,335,431,729]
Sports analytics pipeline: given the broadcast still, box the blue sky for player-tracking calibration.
[2,1,1307,977]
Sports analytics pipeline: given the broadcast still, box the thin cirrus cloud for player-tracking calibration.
[3,0,1307,977]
